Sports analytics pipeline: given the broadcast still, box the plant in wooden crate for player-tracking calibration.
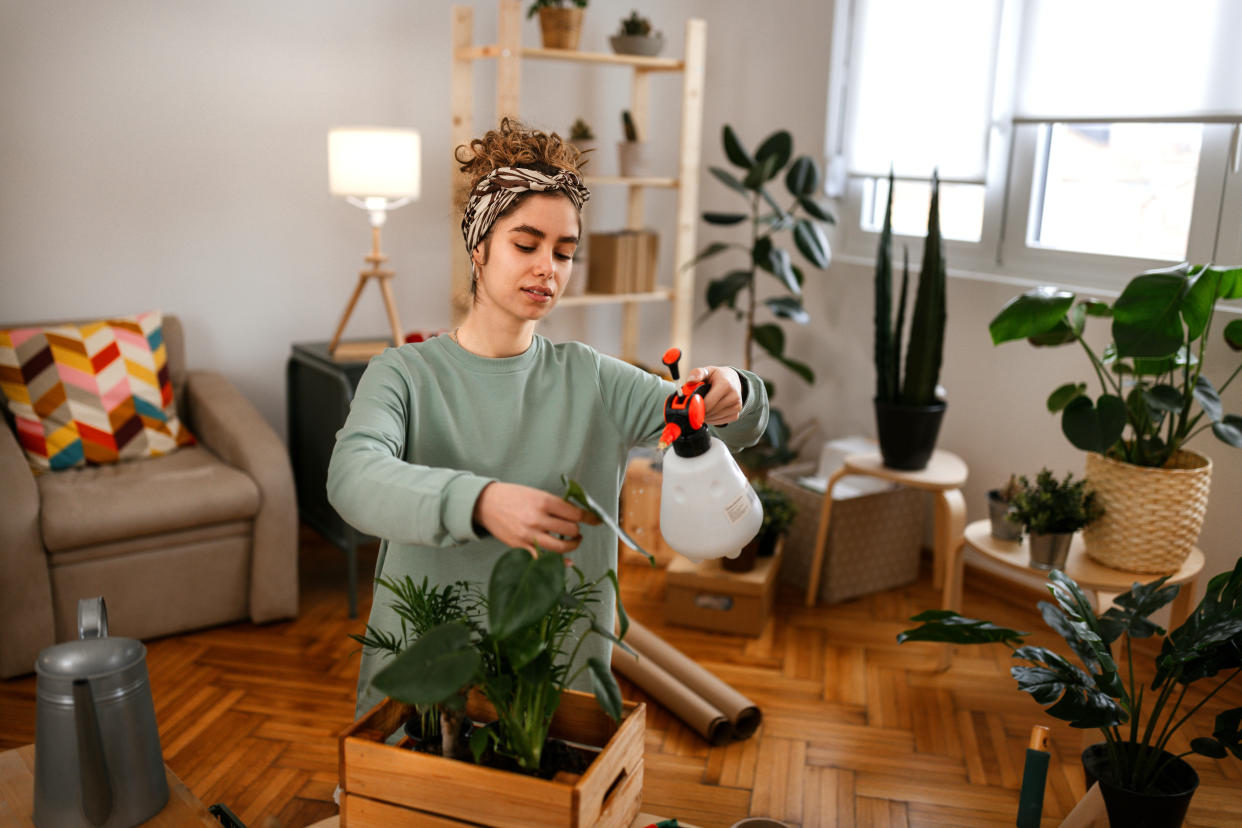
[988,262,1242,573]
[898,557,1242,827]
[1007,468,1104,570]
[873,168,948,471]
[689,124,836,471]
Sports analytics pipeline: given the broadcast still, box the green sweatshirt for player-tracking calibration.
[327,333,769,716]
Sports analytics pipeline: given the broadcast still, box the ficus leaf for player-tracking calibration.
[722,124,752,169]
[709,166,749,197]
[765,296,810,324]
[793,218,831,269]
[784,155,818,196]
[703,212,748,225]
[798,196,835,223]
[754,130,793,178]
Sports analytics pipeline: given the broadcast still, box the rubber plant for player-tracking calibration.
[874,168,946,407]
[898,557,1242,797]
[987,262,1242,467]
[689,124,836,469]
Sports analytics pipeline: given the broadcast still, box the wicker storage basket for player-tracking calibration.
[768,465,923,604]
[1082,449,1212,574]
[538,7,583,50]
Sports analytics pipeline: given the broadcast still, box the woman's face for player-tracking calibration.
[472,193,580,322]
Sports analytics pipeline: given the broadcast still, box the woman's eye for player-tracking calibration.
[515,243,535,253]
[554,252,573,261]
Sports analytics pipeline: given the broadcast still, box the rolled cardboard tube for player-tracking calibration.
[612,641,732,745]
[623,619,762,738]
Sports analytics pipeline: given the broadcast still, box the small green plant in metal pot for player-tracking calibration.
[1008,468,1103,570]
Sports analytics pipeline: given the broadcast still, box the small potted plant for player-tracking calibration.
[527,0,588,50]
[1008,468,1104,570]
[617,109,649,177]
[987,474,1023,541]
[898,557,1242,828]
[723,480,797,572]
[610,10,664,56]
[568,117,594,149]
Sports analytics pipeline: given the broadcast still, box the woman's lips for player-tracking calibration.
[522,287,553,303]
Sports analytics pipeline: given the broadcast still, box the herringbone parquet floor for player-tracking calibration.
[2,526,1239,827]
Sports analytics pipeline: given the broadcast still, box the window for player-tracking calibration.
[830,0,1242,287]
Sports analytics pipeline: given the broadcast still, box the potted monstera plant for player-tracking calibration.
[989,263,1242,574]
[899,557,1242,828]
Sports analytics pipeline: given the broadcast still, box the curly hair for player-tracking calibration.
[454,117,589,209]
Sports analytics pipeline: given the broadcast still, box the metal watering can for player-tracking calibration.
[34,597,169,827]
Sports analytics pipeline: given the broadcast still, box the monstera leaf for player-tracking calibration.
[897,610,1027,645]
[1011,646,1127,729]
[1156,558,1242,687]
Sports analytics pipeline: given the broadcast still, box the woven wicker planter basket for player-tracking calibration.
[538,7,583,50]
[1082,449,1212,574]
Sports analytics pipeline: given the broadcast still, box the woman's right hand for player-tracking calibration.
[472,482,600,555]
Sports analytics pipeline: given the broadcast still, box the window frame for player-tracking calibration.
[827,0,1242,292]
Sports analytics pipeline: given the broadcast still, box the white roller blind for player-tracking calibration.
[843,0,1004,183]
[1013,0,1242,123]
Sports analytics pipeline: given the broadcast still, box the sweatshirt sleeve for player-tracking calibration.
[326,350,495,546]
[594,352,770,453]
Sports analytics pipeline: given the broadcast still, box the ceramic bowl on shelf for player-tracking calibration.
[610,33,664,56]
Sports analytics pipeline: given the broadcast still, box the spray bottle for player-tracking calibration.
[657,348,763,563]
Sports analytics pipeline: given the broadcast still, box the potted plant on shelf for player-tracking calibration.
[688,124,836,473]
[617,109,649,178]
[610,10,663,56]
[898,557,1242,828]
[988,262,1242,573]
[527,0,587,50]
[988,474,1023,541]
[1007,468,1104,570]
[568,117,595,153]
[873,168,948,471]
[722,480,797,573]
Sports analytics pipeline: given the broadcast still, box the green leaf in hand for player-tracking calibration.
[371,621,480,707]
[562,476,654,564]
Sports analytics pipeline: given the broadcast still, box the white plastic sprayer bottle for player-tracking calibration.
[657,348,763,563]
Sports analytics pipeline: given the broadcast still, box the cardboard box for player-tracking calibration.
[664,543,783,636]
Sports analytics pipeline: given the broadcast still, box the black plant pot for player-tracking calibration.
[1081,743,1200,828]
[873,399,946,471]
[722,537,759,572]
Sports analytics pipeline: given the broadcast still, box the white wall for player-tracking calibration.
[3,1,1237,591]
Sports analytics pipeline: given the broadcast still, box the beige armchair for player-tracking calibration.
[0,315,298,678]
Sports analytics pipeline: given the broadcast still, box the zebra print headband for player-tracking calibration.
[461,166,591,255]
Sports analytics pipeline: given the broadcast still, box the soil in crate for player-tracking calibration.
[401,715,600,780]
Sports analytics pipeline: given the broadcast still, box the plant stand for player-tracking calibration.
[339,689,645,828]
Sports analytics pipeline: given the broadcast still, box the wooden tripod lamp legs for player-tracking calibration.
[329,225,404,356]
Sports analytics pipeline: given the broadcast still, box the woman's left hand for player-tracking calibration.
[682,366,744,426]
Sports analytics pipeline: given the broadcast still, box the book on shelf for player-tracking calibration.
[586,229,659,294]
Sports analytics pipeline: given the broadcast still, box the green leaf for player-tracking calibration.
[989,287,1076,345]
[776,354,815,384]
[798,196,835,223]
[562,476,653,563]
[722,125,753,169]
[751,323,785,359]
[501,626,546,671]
[743,155,778,190]
[1082,299,1113,317]
[1047,383,1087,413]
[683,241,731,271]
[488,548,565,639]
[1209,707,1242,759]
[1011,646,1127,728]
[706,271,751,311]
[1145,384,1186,414]
[1039,601,1106,671]
[371,621,480,707]
[709,166,749,197]
[1045,571,1122,694]
[784,156,818,196]
[1156,557,1242,687]
[765,296,810,324]
[588,656,623,723]
[1213,415,1242,447]
[1097,576,1179,642]
[1194,375,1222,422]
[753,130,792,178]
[759,211,795,231]
[1214,266,1242,299]
[1190,736,1229,758]
[703,212,747,225]
[1112,265,1189,358]
[897,610,1027,645]
[1224,319,1242,351]
[1181,263,1219,342]
[753,239,800,295]
[793,218,831,269]
[470,722,495,764]
[1061,394,1127,454]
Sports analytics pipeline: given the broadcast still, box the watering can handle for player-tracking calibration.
[78,597,108,640]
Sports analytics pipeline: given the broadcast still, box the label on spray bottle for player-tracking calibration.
[724,487,758,524]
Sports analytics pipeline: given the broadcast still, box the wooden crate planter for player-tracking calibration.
[339,689,645,828]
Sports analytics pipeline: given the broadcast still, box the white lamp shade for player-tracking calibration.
[328,128,421,199]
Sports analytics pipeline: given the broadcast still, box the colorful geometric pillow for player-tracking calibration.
[0,310,195,473]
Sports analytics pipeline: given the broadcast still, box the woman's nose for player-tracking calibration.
[533,247,554,276]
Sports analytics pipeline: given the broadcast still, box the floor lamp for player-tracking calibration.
[327,127,420,359]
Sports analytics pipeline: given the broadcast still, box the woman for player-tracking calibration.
[328,119,770,716]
